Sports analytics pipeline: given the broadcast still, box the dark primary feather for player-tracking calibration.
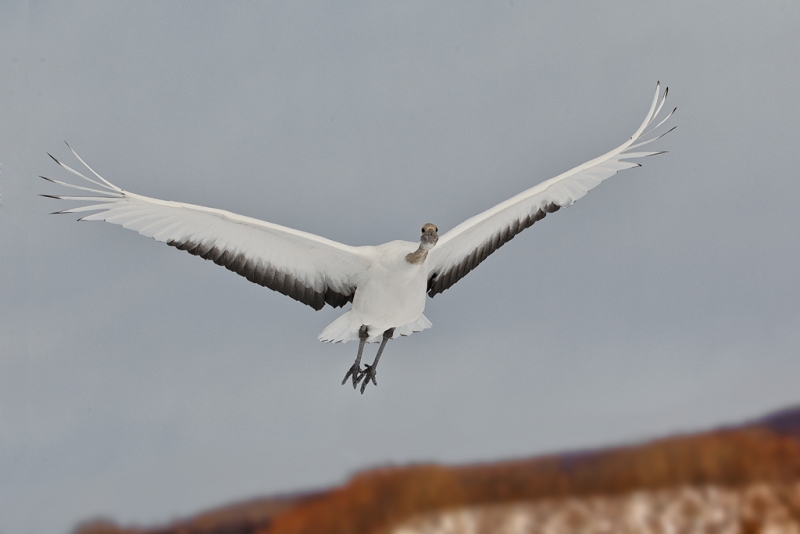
[164,237,355,311]
[427,203,559,297]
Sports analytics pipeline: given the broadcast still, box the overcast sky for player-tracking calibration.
[2,2,799,533]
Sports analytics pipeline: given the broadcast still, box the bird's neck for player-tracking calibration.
[405,246,429,265]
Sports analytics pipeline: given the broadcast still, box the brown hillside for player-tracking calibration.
[75,406,800,534]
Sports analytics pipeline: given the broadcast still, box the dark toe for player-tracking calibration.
[342,365,363,387]
[359,367,377,393]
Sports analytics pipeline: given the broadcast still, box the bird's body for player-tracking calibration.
[321,240,433,343]
[44,83,675,393]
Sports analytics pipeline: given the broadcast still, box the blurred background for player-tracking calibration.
[1,2,799,533]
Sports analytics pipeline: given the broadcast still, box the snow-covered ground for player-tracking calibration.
[393,482,800,534]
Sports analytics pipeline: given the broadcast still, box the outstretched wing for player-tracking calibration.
[42,147,369,310]
[426,82,675,297]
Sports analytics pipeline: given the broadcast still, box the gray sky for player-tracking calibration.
[1,2,799,533]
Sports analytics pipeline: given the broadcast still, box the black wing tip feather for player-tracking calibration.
[39,194,62,199]
[428,206,554,298]
[166,237,354,311]
[47,153,62,166]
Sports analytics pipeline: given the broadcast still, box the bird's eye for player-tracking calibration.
[434,226,438,232]
[421,227,425,233]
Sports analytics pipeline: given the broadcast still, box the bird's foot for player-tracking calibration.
[359,364,378,394]
[342,362,364,389]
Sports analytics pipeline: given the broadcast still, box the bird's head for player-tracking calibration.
[419,223,439,250]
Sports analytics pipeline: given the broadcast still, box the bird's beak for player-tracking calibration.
[421,232,438,249]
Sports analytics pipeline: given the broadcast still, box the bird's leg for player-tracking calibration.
[342,325,369,389]
[360,328,394,394]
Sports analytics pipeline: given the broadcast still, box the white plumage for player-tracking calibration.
[44,82,675,392]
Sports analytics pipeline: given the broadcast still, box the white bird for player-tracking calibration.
[43,83,675,393]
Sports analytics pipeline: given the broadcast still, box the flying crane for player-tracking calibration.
[43,83,675,393]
